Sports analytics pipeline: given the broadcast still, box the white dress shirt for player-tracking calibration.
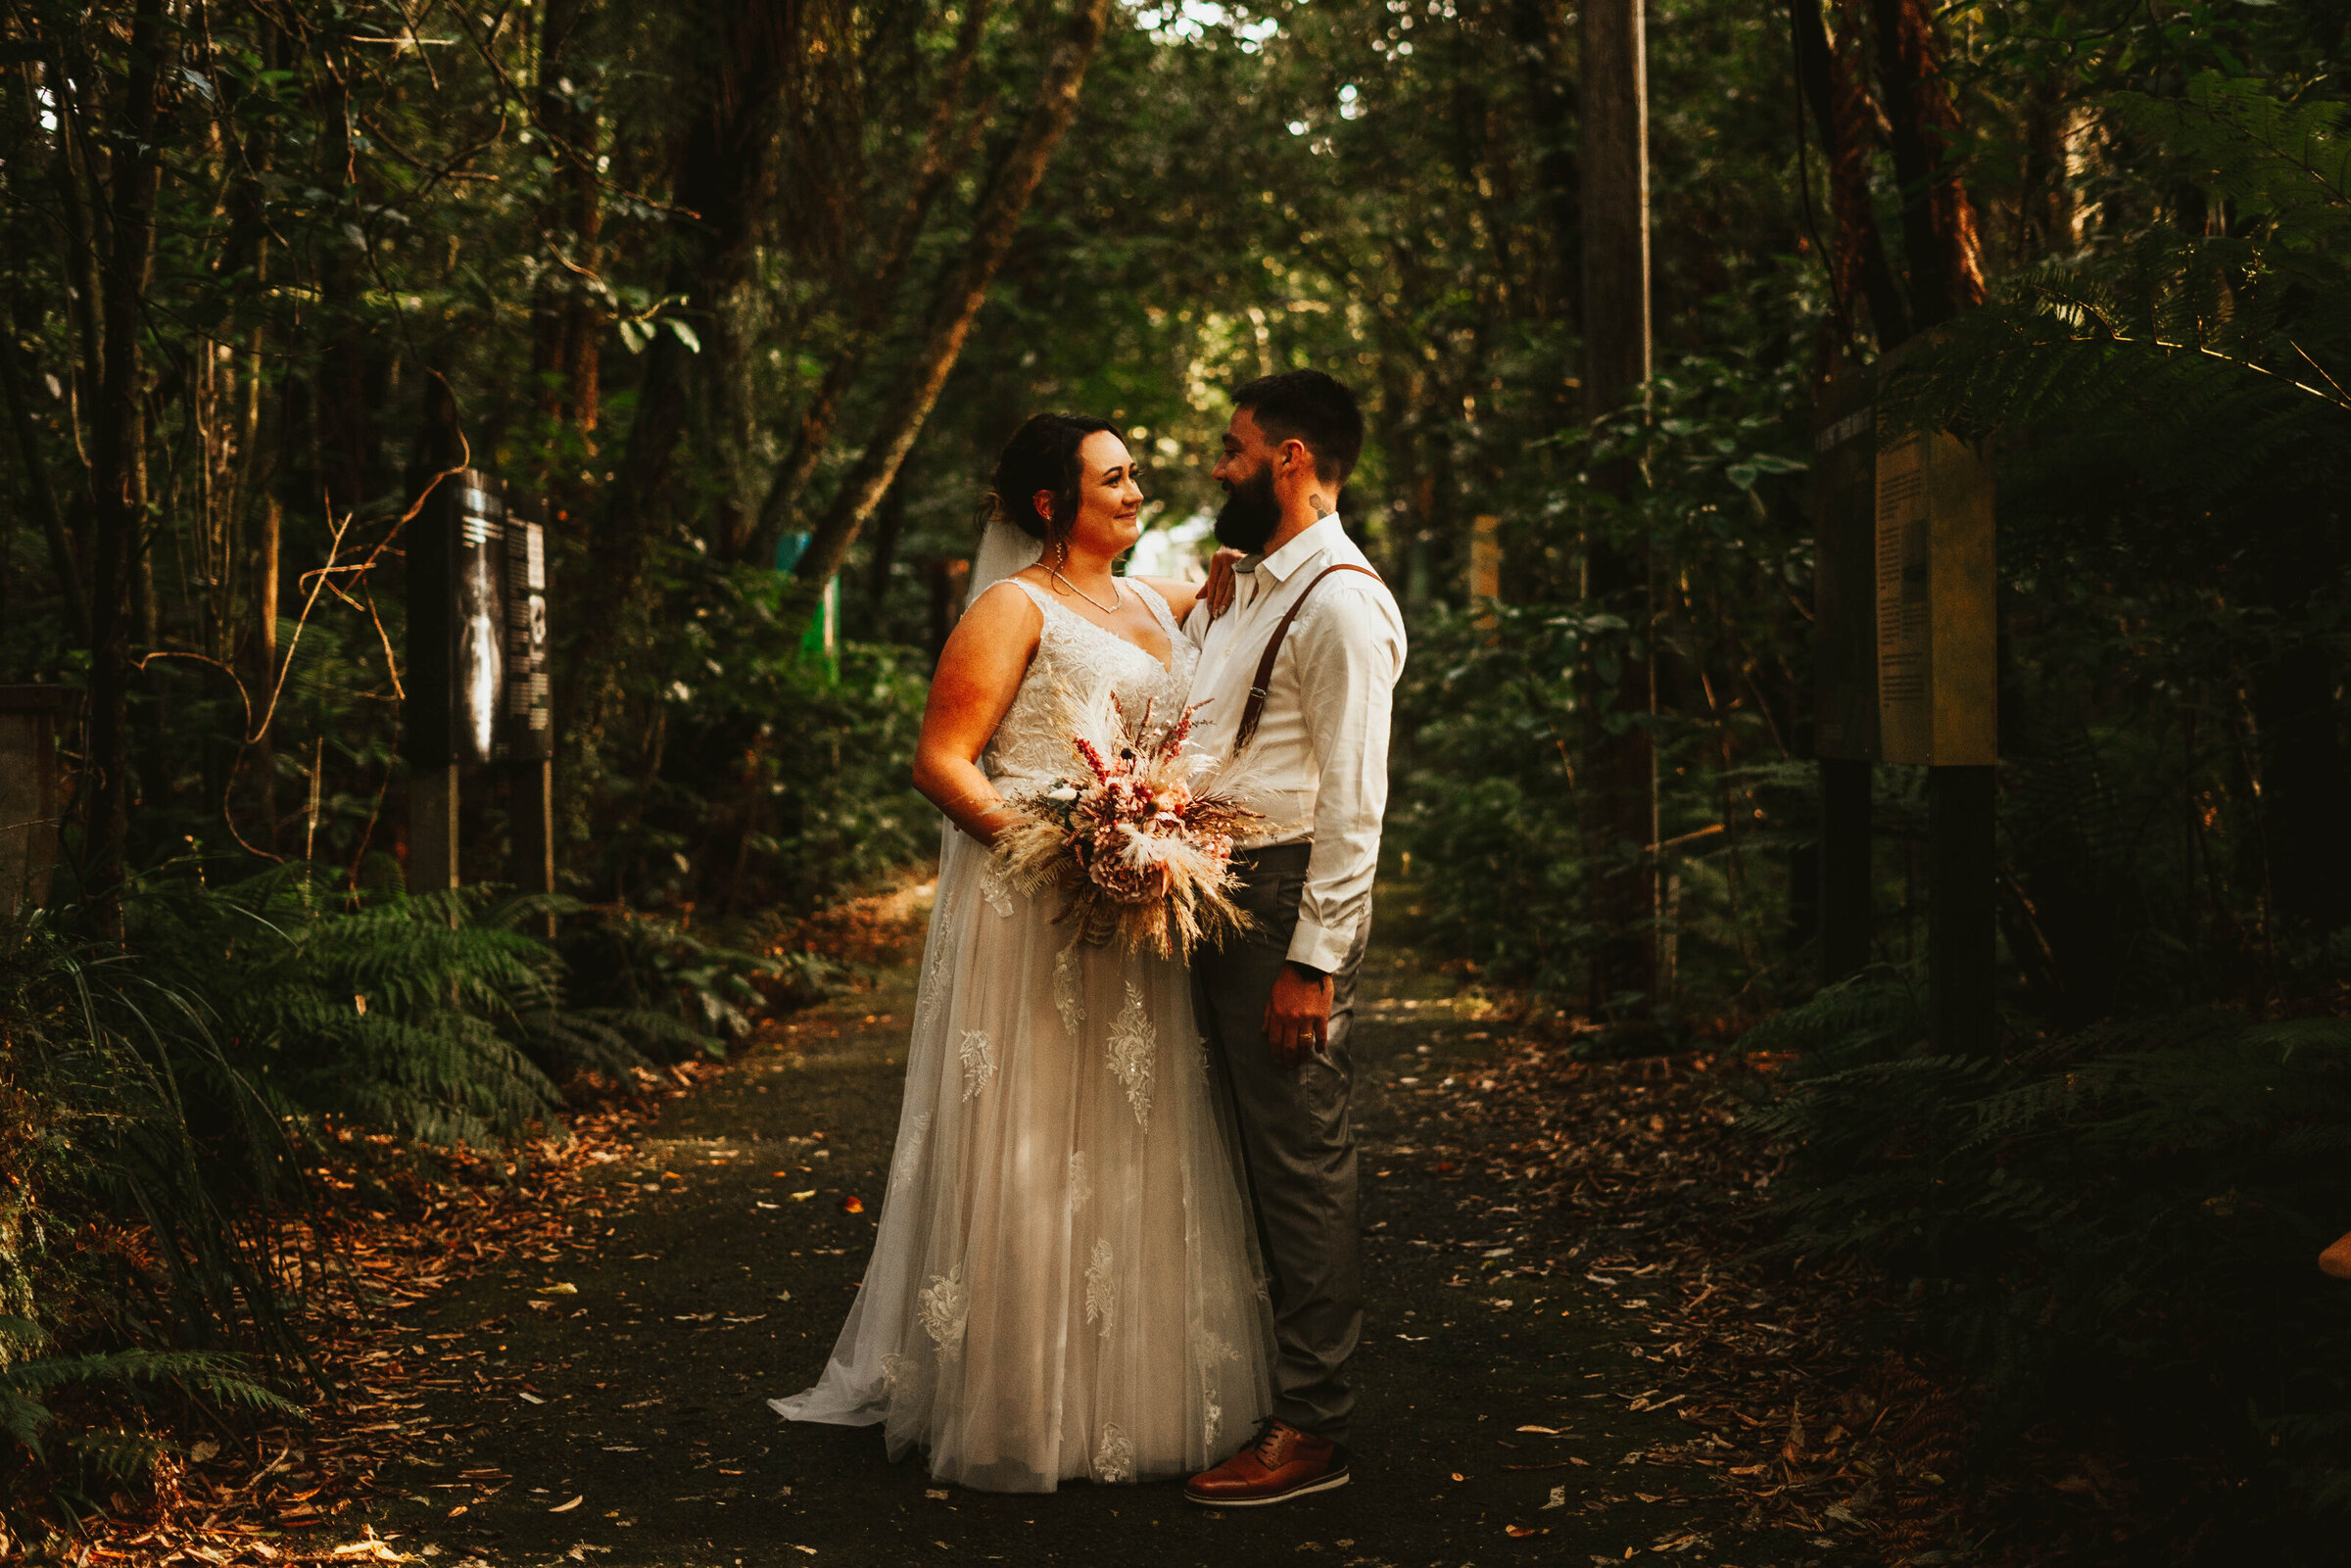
[1183,513,1408,974]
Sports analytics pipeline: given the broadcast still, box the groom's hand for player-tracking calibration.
[1204,547,1245,620]
[1265,962,1333,1066]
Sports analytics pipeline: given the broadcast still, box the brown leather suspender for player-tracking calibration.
[1232,562,1385,750]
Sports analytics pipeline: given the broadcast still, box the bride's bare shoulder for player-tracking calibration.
[937,578,1045,676]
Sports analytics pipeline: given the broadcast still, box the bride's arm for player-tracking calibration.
[912,583,1043,845]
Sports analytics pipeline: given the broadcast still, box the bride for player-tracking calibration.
[770,414,1274,1492]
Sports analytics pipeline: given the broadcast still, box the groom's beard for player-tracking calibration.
[1214,465,1280,553]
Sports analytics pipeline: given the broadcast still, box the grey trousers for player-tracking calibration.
[1194,842,1367,1447]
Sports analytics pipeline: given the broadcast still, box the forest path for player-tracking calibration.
[355,893,1807,1568]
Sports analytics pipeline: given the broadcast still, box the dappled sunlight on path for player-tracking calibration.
[332,887,1831,1568]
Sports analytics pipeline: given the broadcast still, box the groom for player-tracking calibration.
[1181,370,1407,1505]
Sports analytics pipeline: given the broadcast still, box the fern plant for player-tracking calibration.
[1749,982,2351,1531]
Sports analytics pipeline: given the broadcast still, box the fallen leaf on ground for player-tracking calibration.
[791,1190,817,1201]
[551,1495,584,1512]
[1516,1425,1561,1434]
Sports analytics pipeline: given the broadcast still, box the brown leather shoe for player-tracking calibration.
[1184,1419,1351,1506]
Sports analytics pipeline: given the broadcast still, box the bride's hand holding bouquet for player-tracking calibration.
[993,683,1264,961]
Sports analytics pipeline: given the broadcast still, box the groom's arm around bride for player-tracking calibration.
[1179,369,1407,1507]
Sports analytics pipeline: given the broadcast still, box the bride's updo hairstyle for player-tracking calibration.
[986,413,1119,549]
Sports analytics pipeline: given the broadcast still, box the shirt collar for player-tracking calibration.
[1255,512,1344,585]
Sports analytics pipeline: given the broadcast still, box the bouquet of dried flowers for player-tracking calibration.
[994,684,1264,960]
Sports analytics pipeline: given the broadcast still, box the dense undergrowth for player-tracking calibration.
[0,867,806,1544]
[1745,976,2351,1558]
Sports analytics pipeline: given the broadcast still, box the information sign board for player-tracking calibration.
[1873,427,1995,766]
[407,470,554,769]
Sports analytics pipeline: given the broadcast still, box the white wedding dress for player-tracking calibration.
[771,565,1274,1493]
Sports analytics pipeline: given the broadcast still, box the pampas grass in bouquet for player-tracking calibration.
[994,683,1266,960]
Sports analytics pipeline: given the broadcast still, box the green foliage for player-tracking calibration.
[1749,983,2351,1529]
[0,913,300,1529]
[554,908,817,1057]
[590,570,933,918]
[120,869,563,1151]
[0,1315,294,1509]
[1394,354,1815,1009]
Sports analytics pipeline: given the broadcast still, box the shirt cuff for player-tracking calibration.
[1286,915,1356,975]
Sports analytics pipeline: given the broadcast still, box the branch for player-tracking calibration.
[783,0,1115,628]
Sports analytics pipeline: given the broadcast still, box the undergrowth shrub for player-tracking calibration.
[0,860,822,1537]
[1744,975,2351,1535]
[0,915,300,1542]
[594,569,933,916]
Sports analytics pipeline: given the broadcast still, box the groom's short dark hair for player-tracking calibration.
[1233,369,1364,487]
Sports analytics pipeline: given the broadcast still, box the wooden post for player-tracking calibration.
[1811,361,1878,982]
[508,758,556,936]
[411,763,460,894]
[1873,417,1997,1052]
[1468,513,1502,629]
[1580,0,1658,1021]
[1929,764,1997,1052]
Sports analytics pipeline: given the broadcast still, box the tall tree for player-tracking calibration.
[558,0,807,787]
[81,0,172,922]
[1579,0,1659,1017]
[779,0,1114,632]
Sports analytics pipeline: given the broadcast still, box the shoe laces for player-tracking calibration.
[1247,1417,1289,1466]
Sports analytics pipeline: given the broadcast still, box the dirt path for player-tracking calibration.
[350,901,1823,1568]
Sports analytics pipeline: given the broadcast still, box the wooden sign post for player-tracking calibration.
[1811,356,1998,1053]
[406,470,555,921]
[1873,422,1997,1055]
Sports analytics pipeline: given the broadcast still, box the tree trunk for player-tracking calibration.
[558,0,804,798]
[1579,0,1659,1021]
[84,0,171,923]
[531,0,604,435]
[782,0,1114,634]
[1790,0,1911,347]
[743,0,994,568]
[0,310,87,644]
[1508,0,1580,327]
[1868,0,1983,327]
[312,29,379,517]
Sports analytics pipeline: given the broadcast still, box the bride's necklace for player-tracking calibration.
[1050,567,1124,614]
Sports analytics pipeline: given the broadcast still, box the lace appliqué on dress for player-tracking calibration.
[1093,1421,1135,1483]
[1067,1151,1091,1214]
[890,1113,932,1198]
[917,1267,969,1366]
[1054,947,1084,1040]
[958,1029,997,1102]
[980,862,1015,918]
[910,890,960,1035]
[1195,1331,1240,1449]
[1106,982,1156,1131]
[1084,1239,1118,1341]
[881,1351,913,1398]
